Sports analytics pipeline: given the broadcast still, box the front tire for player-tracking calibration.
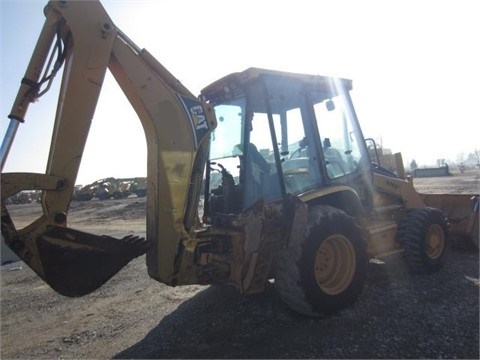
[113,192,124,200]
[398,207,450,274]
[274,205,368,316]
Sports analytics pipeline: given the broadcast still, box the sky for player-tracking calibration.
[1,0,479,185]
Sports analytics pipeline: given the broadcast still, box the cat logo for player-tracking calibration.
[190,105,208,131]
[178,95,210,147]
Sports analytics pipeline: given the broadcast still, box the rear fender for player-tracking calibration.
[300,185,365,217]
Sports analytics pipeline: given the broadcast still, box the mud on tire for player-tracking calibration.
[273,205,368,316]
[398,207,450,274]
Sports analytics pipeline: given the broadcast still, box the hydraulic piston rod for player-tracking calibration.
[1,6,59,170]
[0,120,20,171]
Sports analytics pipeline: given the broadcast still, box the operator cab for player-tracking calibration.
[200,68,373,224]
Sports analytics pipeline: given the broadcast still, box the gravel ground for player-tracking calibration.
[1,248,478,359]
[119,250,480,359]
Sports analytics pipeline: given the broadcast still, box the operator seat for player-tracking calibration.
[323,138,346,177]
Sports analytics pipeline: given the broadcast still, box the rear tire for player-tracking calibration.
[97,193,110,201]
[135,190,146,197]
[274,205,368,316]
[398,207,450,274]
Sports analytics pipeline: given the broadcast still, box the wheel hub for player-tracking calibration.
[314,234,355,295]
[425,224,445,259]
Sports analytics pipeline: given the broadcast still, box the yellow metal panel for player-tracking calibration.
[109,37,215,282]
[374,173,425,208]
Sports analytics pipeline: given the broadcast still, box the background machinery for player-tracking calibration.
[128,177,147,198]
[73,177,123,201]
[1,0,477,316]
[72,177,140,201]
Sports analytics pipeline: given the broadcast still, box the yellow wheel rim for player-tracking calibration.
[314,234,355,295]
[425,224,445,259]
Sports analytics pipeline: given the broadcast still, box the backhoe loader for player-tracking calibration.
[1,0,478,316]
[72,177,125,201]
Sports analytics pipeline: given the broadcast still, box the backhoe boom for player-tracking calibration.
[1,0,216,296]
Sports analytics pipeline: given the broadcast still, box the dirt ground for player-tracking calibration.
[1,170,479,359]
[410,168,480,194]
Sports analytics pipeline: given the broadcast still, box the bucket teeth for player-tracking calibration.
[121,234,150,253]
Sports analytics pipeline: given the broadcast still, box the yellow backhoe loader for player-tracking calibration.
[1,0,478,316]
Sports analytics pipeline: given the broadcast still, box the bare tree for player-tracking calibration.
[474,149,480,163]
[410,159,418,170]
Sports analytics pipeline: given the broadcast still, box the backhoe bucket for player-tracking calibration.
[422,193,479,249]
[3,223,149,297]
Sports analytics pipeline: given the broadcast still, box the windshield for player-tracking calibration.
[209,99,245,161]
[312,89,364,179]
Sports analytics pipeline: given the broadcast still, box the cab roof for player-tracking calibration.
[200,67,353,105]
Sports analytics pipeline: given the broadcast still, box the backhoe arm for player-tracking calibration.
[1,0,216,296]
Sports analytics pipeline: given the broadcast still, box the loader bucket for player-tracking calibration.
[421,193,479,249]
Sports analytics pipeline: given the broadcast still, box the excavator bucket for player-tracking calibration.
[421,193,479,248]
[37,226,150,296]
[2,219,150,297]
